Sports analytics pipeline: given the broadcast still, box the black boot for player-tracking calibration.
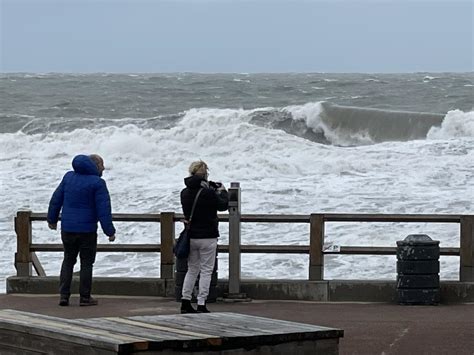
[197,304,210,313]
[181,299,197,314]
[80,296,98,307]
[59,295,69,307]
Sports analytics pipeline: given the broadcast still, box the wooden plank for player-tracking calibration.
[31,251,46,276]
[228,186,242,295]
[109,317,221,340]
[174,313,318,335]
[323,213,461,223]
[206,312,339,334]
[30,212,161,222]
[160,212,175,279]
[309,214,324,281]
[238,245,309,253]
[241,214,310,223]
[130,314,258,337]
[460,216,474,281]
[30,211,462,223]
[15,211,32,277]
[29,243,460,257]
[76,317,207,341]
[334,246,460,256]
[30,244,160,252]
[131,313,343,350]
[0,310,148,352]
[0,328,118,355]
[0,310,343,354]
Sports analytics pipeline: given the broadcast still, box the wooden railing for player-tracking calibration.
[13,184,474,290]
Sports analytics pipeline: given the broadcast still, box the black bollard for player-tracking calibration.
[396,234,440,305]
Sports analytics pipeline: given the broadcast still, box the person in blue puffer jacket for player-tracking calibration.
[47,154,116,307]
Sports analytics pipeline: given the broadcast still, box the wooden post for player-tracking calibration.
[309,214,324,281]
[228,182,242,295]
[160,212,175,280]
[460,215,474,282]
[15,210,32,277]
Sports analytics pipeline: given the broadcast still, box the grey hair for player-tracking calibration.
[188,160,208,177]
[89,154,104,168]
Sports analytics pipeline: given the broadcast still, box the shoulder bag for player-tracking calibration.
[173,188,203,259]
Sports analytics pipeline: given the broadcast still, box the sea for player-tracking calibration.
[1,72,473,293]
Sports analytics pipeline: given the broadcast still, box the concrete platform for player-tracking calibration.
[1,294,473,354]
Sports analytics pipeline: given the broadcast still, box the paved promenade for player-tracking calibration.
[0,294,473,354]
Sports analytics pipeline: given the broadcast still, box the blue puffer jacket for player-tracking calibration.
[47,155,116,236]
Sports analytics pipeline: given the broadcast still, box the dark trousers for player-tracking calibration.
[59,231,97,299]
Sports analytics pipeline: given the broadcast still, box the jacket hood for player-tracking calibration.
[184,174,205,189]
[72,155,100,176]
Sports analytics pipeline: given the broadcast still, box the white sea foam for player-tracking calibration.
[427,110,474,139]
[1,107,473,292]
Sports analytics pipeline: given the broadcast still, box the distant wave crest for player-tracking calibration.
[3,102,470,147]
[249,102,446,146]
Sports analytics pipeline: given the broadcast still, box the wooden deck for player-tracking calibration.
[0,309,343,354]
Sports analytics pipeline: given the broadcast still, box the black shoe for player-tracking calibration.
[79,297,98,307]
[59,296,69,307]
[197,305,210,313]
[181,299,197,314]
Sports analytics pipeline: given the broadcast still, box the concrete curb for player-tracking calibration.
[6,276,474,303]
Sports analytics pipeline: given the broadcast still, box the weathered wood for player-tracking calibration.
[29,243,460,256]
[29,211,462,223]
[0,310,148,353]
[337,246,459,256]
[309,214,324,281]
[0,310,343,354]
[160,212,175,279]
[15,211,32,277]
[228,185,242,295]
[240,214,310,223]
[217,245,460,256]
[31,252,46,276]
[323,213,461,223]
[219,245,309,254]
[18,209,470,286]
[30,212,161,222]
[30,244,161,252]
[460,215,474,282]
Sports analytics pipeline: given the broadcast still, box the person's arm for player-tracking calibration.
[95,179,116,239]
[47,175,67,229]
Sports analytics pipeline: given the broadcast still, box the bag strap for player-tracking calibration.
[187,188,203,227]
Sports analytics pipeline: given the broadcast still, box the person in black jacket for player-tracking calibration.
[180,161,228,313]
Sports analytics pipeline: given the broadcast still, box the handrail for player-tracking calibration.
[15,209,474,283]
[29,243,460,256]
[30,212,462,223]
[31,212,310,223]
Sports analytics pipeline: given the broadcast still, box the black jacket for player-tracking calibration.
[180,175,229,239]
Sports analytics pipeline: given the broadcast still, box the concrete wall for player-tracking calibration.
[6,276,474,303]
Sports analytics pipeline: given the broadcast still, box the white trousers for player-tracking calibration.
[181,238,217,305]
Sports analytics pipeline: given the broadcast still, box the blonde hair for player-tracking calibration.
[188,160,208,177]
